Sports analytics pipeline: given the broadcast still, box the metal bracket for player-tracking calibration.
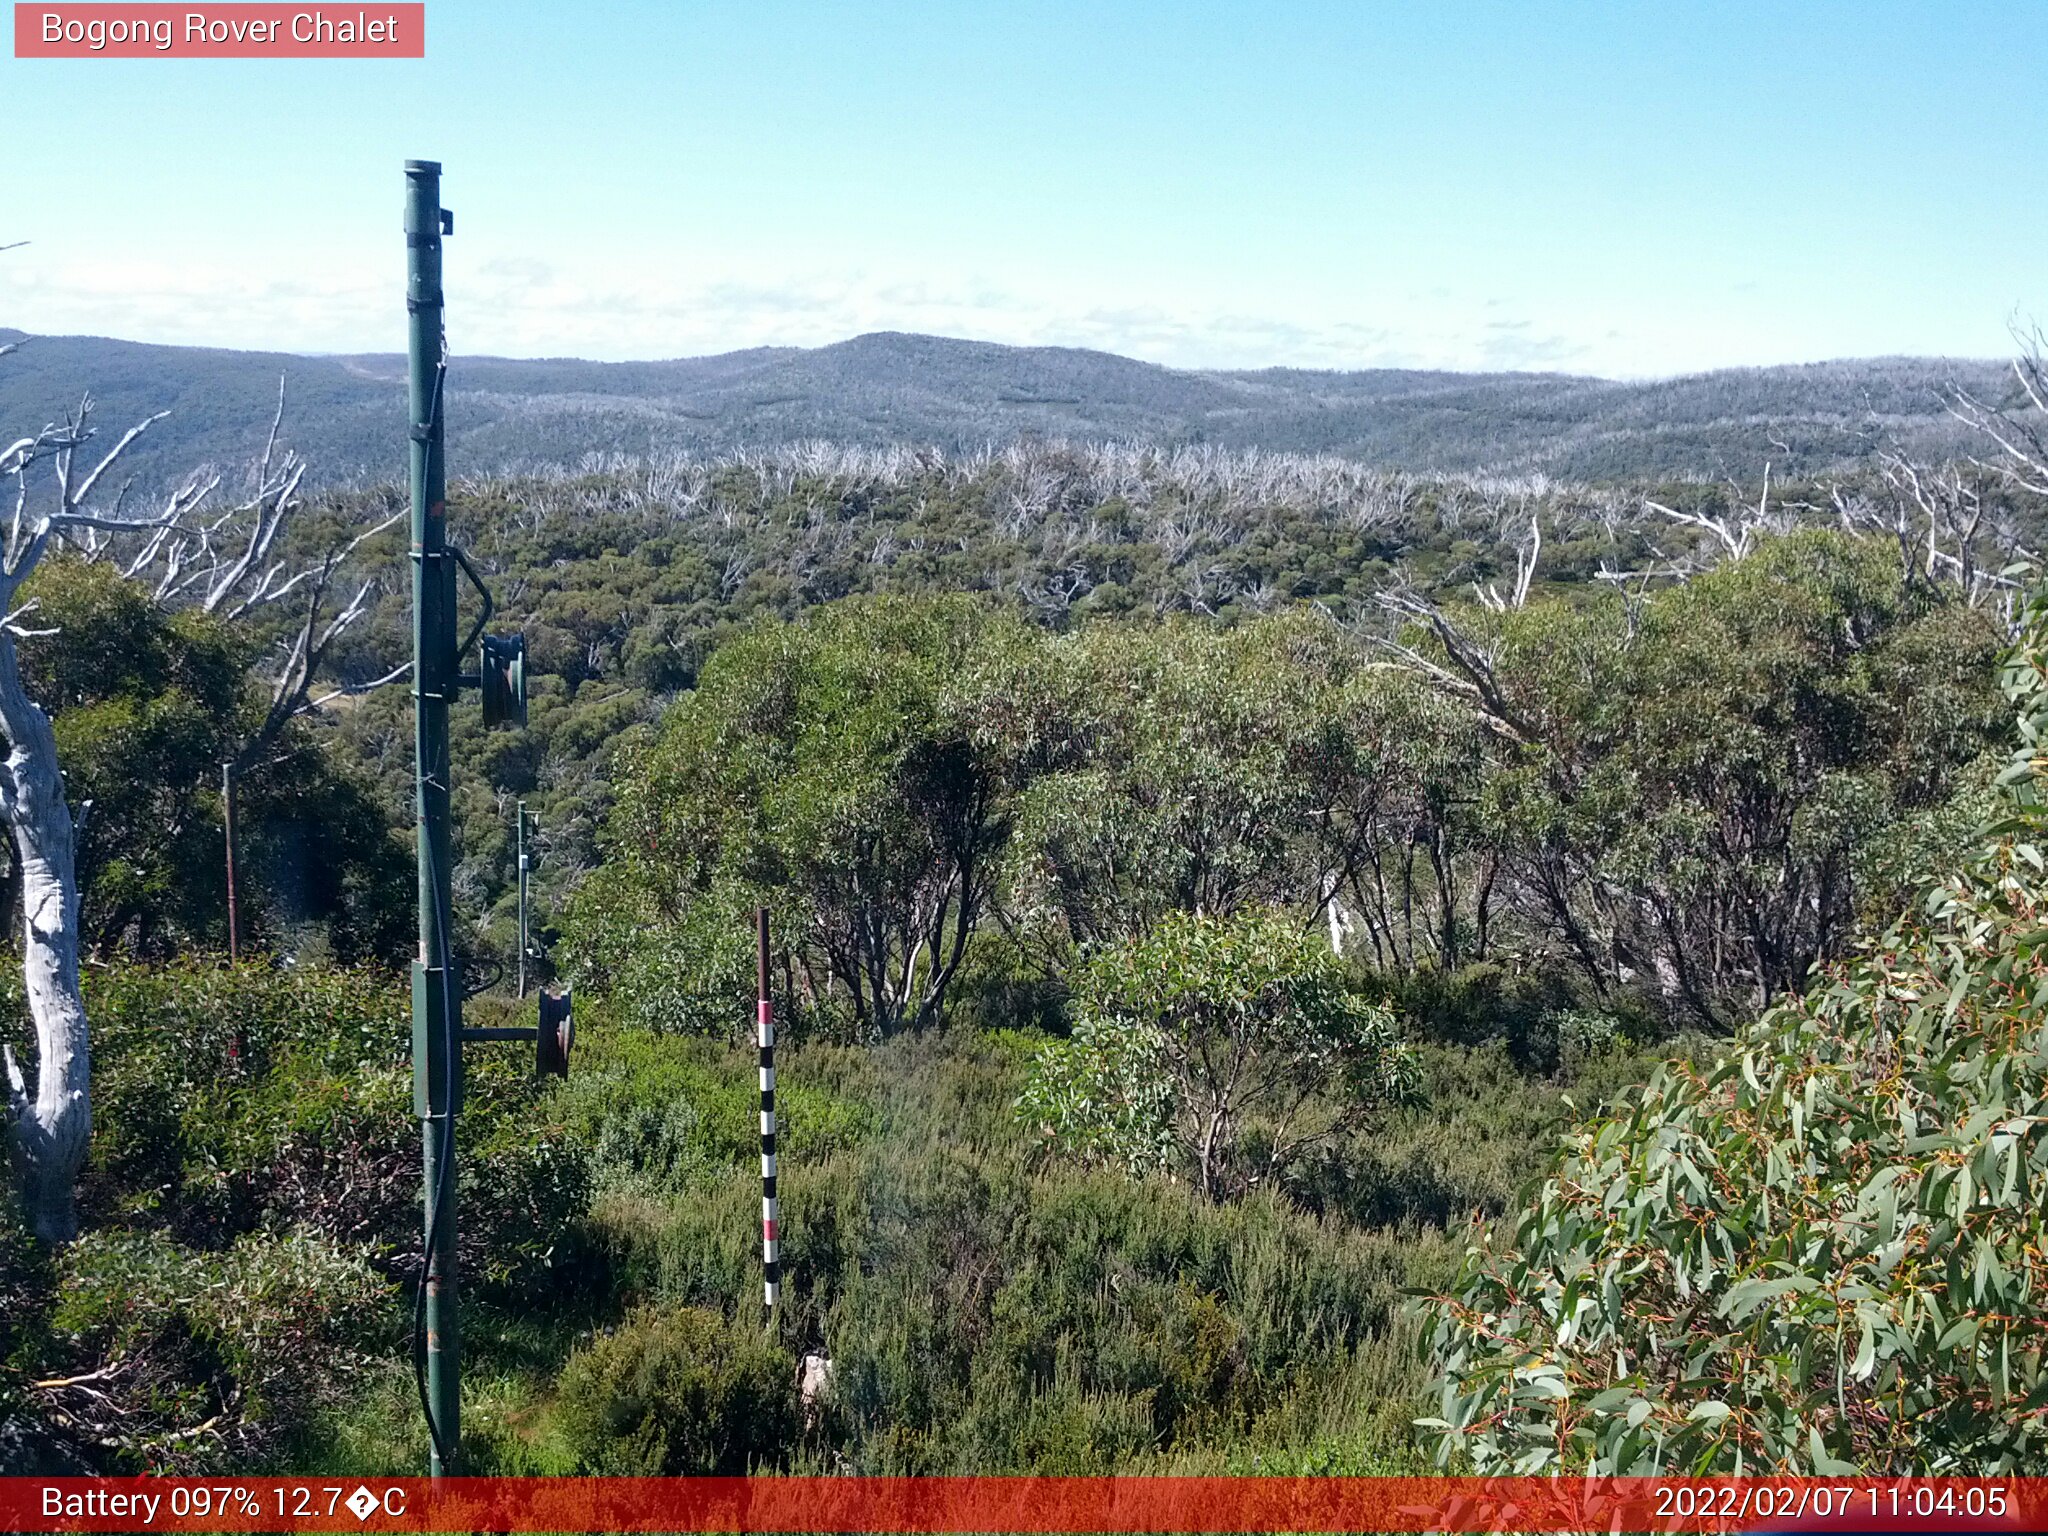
[448,544,494,665]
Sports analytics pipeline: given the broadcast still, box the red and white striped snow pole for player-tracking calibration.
[757,906,779,1310]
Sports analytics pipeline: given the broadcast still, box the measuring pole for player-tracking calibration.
[516,800,529,999]
[758,907,779,1310]
[407,158,461,1477]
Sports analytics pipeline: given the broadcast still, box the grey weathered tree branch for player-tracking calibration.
[69,379,407,768]
[1950,327,2048,501]
[1372,586,1533,745]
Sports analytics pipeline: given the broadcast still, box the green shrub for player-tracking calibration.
[39,1226,393,1471]
[817,1144,1444,1472]
[1386,960,1655,1071]
[563,886,756,1041]
[567,594,1031,1040]
[558,1024,877,1200]
[461,1051,597,1299]
[1292,1042,1642,1229]
[944,931,1067,1035]
[565,1025,1456,1476]
[40,962,593,1300]
[1020,908,1416,1198]
[554,1305,797,1473]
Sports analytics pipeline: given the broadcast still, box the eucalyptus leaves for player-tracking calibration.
[1418,583,2048,1473]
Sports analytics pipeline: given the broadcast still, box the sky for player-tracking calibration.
[1,1,2043,377]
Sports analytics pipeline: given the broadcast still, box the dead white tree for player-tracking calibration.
[1834,453,2031,614]
[1950,330,2048,499]
[0,374,401,1242]
[1371,586,1532,746]
[0,401,184,1240]
[1642,461,1791,563]
[72,379,408,770]
[1473,511,1542,612]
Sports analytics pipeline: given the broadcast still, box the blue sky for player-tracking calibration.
[2,1,2043,376]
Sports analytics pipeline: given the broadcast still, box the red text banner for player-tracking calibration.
[14,4,424,57]
[1,1476,2042,1533]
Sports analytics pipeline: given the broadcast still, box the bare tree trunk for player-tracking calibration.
[0,626,87,1243]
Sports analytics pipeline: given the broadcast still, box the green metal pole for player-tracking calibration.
[406,158,460,1477]
[516,800,528,999]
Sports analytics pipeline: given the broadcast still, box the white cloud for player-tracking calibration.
[0,246,1646,376]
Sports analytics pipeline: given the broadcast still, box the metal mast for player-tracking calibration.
[516,799,529,998]
[406,157,461,1477]
[403,156,552,1479]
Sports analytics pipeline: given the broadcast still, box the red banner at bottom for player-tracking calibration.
[5,1476,2043,1533]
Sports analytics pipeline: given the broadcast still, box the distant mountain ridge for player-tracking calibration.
[0,327,2010,489]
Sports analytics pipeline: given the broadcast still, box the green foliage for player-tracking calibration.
[998,613,1442,954]
[0,1200,50,1374]
[14,558,410,963]
[15,331,2039,1485]
[37,1225,394,1470]
[1293,1039,1682,1232]
[1387,961,1655,1073]
[58,962,588,1296]
[573,538,1997,1060]
[597,1028,1459,1475]
[1462,532,2004,1021]
[295,438,2019,989]
[1,963,594,1471]
[1020,908,1415,1199]
[554,1305,798,1474]
[570,594,1033,1038]
[941,931,1069,1034]
[1418,582,2048,1473]
[2,961,1640,1478]
[21,559,245,955]
[557,1020,878,1200]
[0,435,2014,1481]
[66,959,400,1233]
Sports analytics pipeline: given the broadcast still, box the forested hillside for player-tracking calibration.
[4,340,2047,1476]
[281,441,2029,983]
[0,327,2010,489]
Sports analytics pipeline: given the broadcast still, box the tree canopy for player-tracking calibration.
[1418,582,2048,1473]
